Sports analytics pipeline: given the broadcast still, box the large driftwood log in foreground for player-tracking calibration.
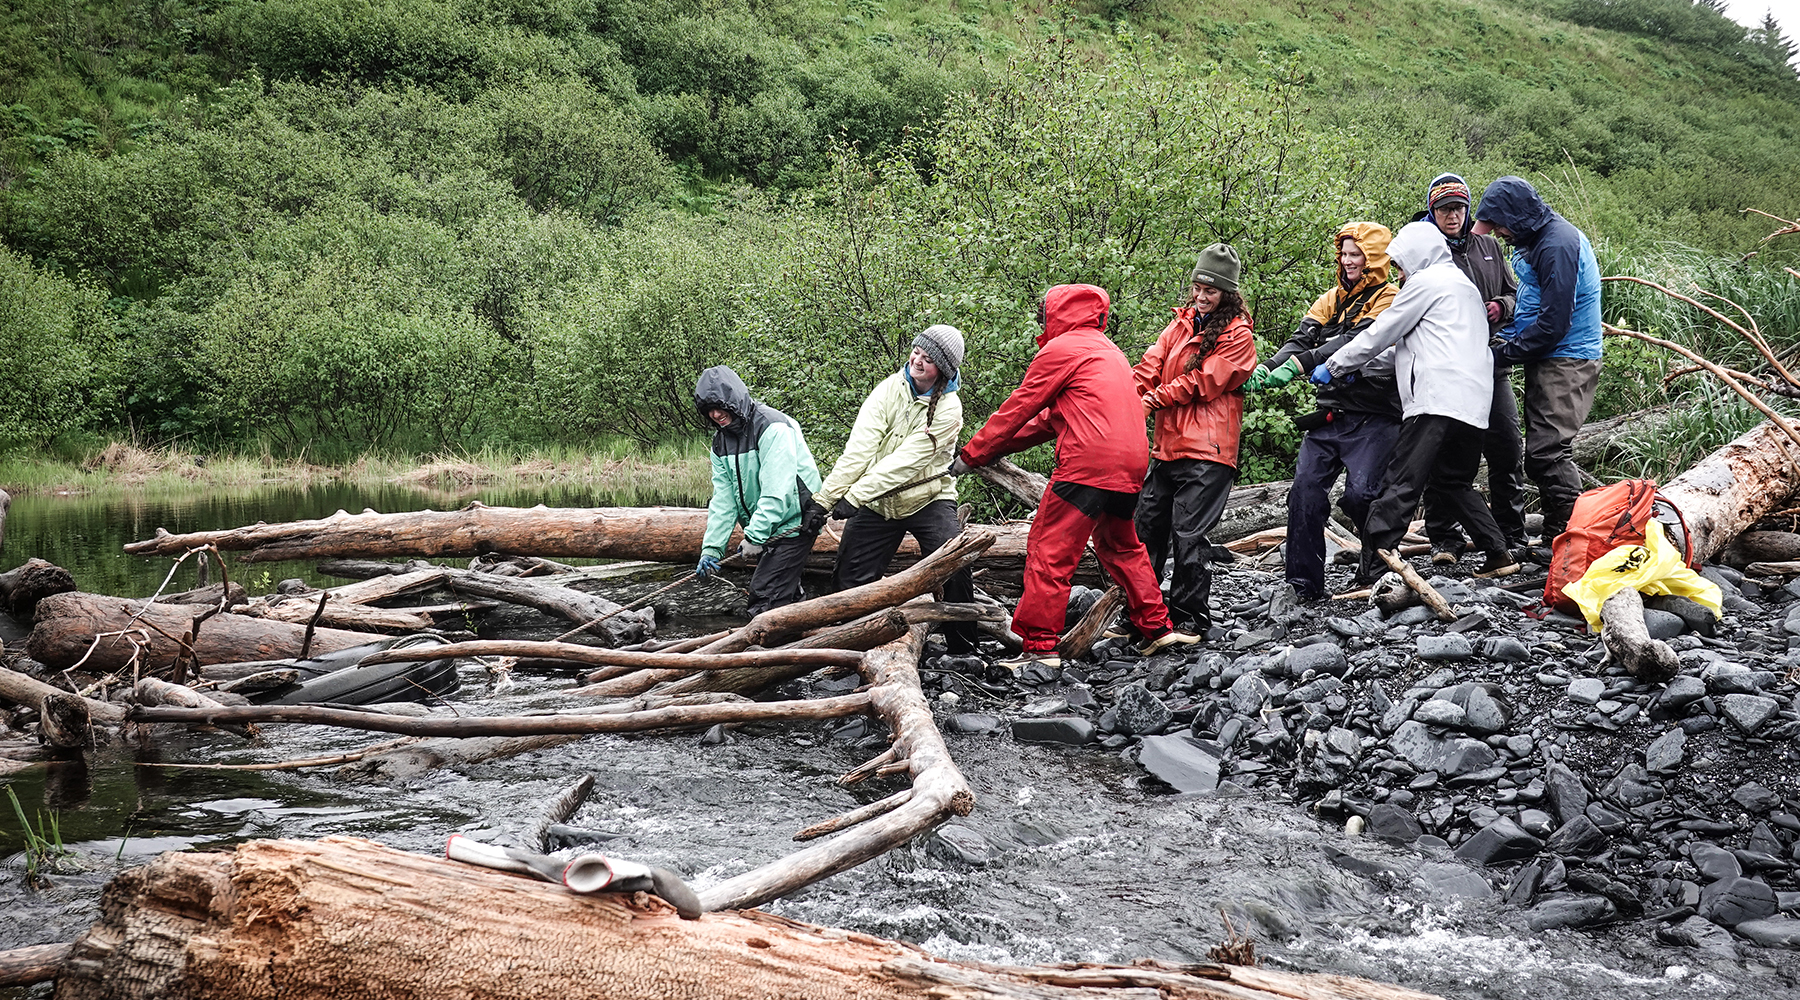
[51,836,1441,1000]
[27,592,375,672]
[1660,420,1800,563]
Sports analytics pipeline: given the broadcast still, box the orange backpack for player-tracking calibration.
[1544,479,1697,613]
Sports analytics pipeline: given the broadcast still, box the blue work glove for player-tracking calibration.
[696,554,722,578]
[1310,363,1334,385]
[738,539,763,558]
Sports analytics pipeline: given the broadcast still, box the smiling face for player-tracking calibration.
[907,347,941,387]
[705,407,734,427]
[1189,282,1224,314]
[1339,237,1367,284]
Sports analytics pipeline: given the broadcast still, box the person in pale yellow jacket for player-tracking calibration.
[803,325,974,651]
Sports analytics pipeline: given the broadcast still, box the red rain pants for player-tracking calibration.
[1013,487,1173,653]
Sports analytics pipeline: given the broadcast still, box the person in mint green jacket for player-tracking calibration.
[694,365,824,615]
[803,325,974,651]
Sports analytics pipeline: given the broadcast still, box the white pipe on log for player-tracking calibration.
[50,836,1442,1000]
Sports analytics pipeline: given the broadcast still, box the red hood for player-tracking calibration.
[1039,284,1109,346]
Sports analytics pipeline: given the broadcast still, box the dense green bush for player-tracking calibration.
[0,246,119,448]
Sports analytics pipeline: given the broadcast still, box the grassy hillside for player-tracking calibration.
[0,0,1795,481]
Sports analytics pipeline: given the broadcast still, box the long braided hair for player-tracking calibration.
[1182,288,1246,372]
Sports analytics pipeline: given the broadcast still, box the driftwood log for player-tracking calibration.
[1375,549,1457,622]
[0,558,76,615]
[582,532,994,699]
[438,568,652,644]
[1058,585,1123,660]
[0,664,124,748]
[0,942,68,988]
[27,592,375,672]
[49,836,1441,1000]
[1660,420,1800,563]
[1599,588,1680,681]
[1721,530,1800,568]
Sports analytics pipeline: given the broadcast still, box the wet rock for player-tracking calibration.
[1286,676,1344,706]
[1289,642,1350,681]
[1412,699,1466,727]
[1519,809,1555,837]
[1447,684,1509,734]
[1721,693,1779,734]
[950,713,1002,734]
[1425,575,1475,604]
[1137,734,1222,793]
[1733,783,1781,814]
[1658,675,1707,710]
[1544,764,1590,825]
[1567,677,1605,705]
[1064,685,1097,710]
[1413,861,1492,902]
[927,824,1000,865]
[1526,894,1616,931]
[1390,721,1497,776]
[1657,915,1740,959]
[1324,726,1361,759]
[1585,802,1630,834]
[1454,817,1543,865]
[1111,683,1172,736]
[1367,803,1424,844]
[1645,594,1717,637]
[1228,672,1271,715]
[1480,636,1531,663]
[1146,656,1185,692]
[1699,877,1778,927]
[1544,816,1607,857]
[1641,608,1686,641]
[1417,634,1474,661]
[1644,728,1686,774]
[1707,665,1771,696]
[1380,697,1417,734]
[1012,717,1095,745]
[1735,917,1800,949]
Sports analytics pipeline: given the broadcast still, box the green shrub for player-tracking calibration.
[0,245,119,449]
[479,77,672,220]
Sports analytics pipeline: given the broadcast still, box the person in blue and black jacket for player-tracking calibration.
[1472,176,1603,549]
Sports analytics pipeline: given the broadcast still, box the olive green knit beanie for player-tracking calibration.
[1189,243,1241,293]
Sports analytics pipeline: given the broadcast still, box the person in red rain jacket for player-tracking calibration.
[953,284,1200,672]
[1133,244,1257,633]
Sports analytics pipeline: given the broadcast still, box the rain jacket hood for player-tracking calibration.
[1336,222,1392,296]
[1475,176,1555,246]
[1324,221,1494,427]
[695,365,823,556]
[1039,284,1110,346]
[1387,220,1454,281]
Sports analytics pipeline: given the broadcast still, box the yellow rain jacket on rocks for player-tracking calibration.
[816,369,963,520]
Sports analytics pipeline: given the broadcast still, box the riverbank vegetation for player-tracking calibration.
[1,0,1796,490]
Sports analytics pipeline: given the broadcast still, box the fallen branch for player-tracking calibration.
[1057,585,1122,660]
[127,693,874,738]
[1375,549,1457,622]
[1599,588,1679,682]
[0,942,69,988]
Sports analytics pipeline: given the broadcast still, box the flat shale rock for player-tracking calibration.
[1735,916,1800,949]
[1526,893,1616,931]
[1699,876,1778,927]
[1721,693,1779,734]
[1454,817,1543,865]
[1137,734,1222,793]
[1390,720,1497,777]
[1013,717,1095,745]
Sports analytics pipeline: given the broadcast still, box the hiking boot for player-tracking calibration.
[1520,544,1554,566]
[1473,550,1521,578]
[996,652,1060,674]
[1430,543,1463,566]
[1138,629,1202,656]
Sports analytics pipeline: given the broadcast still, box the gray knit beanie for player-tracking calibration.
[912,324,964,381]
[1189,243,1241,293]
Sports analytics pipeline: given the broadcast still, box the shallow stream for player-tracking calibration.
[0,486,1792,999]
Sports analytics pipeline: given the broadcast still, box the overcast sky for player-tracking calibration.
[1720,0,1798,39]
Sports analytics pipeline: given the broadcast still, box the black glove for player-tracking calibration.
[831,498,858,521]
[801,500,829,536]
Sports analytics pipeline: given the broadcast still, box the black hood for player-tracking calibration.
[1474,176,1555,246]
[694,365,793,456]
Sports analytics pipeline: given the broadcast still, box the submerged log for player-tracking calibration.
[27,593,376,673]
[1662,420,1800,562]
[51,836,1440,1000]
[0,558,76,615]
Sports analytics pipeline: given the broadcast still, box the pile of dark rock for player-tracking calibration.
[917,558,1800,958]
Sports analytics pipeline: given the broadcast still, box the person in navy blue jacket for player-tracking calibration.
[1472,176,1603,547]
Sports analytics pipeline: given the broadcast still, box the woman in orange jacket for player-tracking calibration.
[1133,244,1258,633]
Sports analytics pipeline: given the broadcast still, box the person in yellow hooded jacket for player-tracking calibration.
[1244,222,1401,600]
[802,325,975,651]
